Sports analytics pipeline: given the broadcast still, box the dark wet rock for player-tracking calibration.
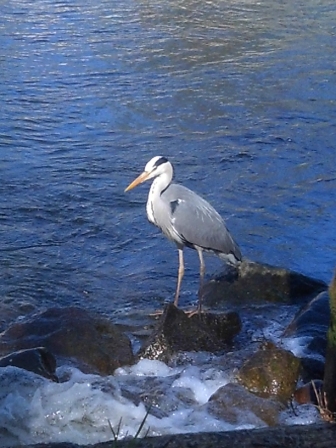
[300,357,325,383]
[137,304,241,362]
[284,291,329,339]
[237,341,300,402]
[0,347,58,382]
[207,382,285,426]
[202,260,327,307]
[294,380,324,405]
[283,291,329,381]
[0,307,134,375]
[190,311,241,344]
[307,335,328,358]
[12,423,336,448]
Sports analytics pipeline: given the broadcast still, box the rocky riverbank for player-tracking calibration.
[0,260,331,447]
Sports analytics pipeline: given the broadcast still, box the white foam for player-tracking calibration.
[281,335,314,358]
[171,365,230,405]
[0,366,148,446]
[279,403,322,426]
[0,349,322,447]
[0,361,232,446]
[115,358,175,377]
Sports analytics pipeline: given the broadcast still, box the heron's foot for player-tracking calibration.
[149,304,203,319]
[148,309,164,318]
[149,304,193,318]
[186,307,203,318]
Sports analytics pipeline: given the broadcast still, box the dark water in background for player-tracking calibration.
[1,0,336,327]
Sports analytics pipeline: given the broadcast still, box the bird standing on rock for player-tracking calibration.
[125,156,242,311]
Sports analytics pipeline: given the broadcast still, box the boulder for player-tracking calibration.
[237,341,300,402]
[137,304,241,362]
[191,311,241,344]
[283,291,330,382]
[284,291,329,339]
[0,347,58,382]
[202,260,327,307]
[207,382,285,426]
[0,307,134,375]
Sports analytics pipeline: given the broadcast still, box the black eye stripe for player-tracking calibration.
[154,157,168,168]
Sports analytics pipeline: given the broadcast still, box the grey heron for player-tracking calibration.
[125,156,242,310]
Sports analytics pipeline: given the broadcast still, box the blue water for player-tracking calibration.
[1,0,336,327]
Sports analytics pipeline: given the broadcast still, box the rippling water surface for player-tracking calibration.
[0,0,336,442]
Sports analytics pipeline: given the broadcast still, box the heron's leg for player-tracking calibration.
[174,249,184,307]
[196,248,205,312]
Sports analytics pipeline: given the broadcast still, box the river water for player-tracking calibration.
[0,0,336,444]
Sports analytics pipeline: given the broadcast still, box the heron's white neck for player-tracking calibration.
[146,163,173,224]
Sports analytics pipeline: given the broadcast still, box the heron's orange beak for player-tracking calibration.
[124,171,151,192]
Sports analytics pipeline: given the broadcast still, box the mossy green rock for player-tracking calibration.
[238,342,300,402]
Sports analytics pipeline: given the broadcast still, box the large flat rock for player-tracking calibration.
[202,260,327,307]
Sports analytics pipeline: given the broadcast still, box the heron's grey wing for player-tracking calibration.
[163,184,241,261]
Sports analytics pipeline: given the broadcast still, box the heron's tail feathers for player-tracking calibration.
[218,249,242,266]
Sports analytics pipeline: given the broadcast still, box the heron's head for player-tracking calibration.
[125,156,172,192]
